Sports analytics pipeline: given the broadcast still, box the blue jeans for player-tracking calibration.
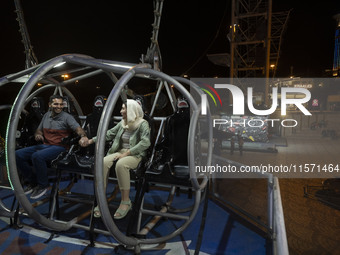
[16,144,66,188]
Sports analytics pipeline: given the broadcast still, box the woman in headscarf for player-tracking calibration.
[87,99,150,219]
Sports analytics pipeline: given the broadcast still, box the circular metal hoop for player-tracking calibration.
[95,66,212,246]
[6,53,213,248]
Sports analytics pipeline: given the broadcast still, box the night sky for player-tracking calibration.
[276,0,340,77]
[1,0,339,78]
[1,0,228,76]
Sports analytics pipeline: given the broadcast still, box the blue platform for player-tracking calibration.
[0,179,269,254]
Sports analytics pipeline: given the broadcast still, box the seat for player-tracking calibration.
[17,97,45,148]
[51,95,107,173]
[134,95,155,144]
[84,95,107,138]
[50,94,107,185]
[48,96,153,245]
[125,97,193,237]
[109,95,155,181]
[47,95,107,245]
[108,104,155,186]
[62,96,77,115]
[145,97,190,183]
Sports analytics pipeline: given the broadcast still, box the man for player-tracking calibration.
[16,95,89,199]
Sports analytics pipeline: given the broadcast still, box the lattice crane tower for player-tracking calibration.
[229,0,289,105]
[333,14,340,77]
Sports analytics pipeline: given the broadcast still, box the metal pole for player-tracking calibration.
[265,0,272,106]
[230,0,236,80]
[267,174,274,232]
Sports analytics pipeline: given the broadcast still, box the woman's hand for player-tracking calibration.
[79,137,90,147]
[115,150,130,160]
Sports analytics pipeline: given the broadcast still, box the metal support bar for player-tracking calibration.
[139,209,190,221]
[267,174,274,232]
[150,80,164,116]
[14,0,38,68]
[163,81,177,112]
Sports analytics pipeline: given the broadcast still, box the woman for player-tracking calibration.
[87,99,150,219]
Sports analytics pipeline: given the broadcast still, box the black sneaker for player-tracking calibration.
[23,184,36,195]
[30,186,48,200]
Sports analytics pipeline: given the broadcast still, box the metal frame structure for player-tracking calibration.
[0,52,288,254]
[210,155,289,255]
[3,53,213,251]
[229,0,290,104]
[0,0,288,253]
[14,0,38,69]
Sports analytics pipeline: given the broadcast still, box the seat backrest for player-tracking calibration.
[134,95,146,113]
[159,97,190,166]
[18,97,45,147]
[62,96,72,114]
[62,96,81,125]
[26,97,45,134]
[85,95,107,138]
[134,95,156,146]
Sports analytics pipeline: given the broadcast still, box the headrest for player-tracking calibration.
[177,97,189,109]
[93,95,106,108]
[134,95,145,112]
[31,99,40,108]
[30,97,44,111]
[62,96,70,112]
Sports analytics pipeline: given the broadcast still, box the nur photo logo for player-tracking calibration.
[193,78,315,128]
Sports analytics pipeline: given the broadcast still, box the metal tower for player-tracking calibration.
[333,14,340,77]
[14,0,38,68]
[229,0,290,104]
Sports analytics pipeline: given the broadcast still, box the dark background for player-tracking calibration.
[1,1,339,77]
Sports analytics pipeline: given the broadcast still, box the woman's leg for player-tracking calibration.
[94,152,121,217]
[114,155,141,217]
[115,155,141,191]
[103,152,121,189]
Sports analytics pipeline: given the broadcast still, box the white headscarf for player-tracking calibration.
[121,99,145,131]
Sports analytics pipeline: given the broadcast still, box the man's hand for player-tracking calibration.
[79,136,89,147]
[35,134,44,142]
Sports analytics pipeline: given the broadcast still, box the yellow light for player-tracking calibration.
[270,64,275,68]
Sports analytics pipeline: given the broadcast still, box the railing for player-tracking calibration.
[210,154,289,255]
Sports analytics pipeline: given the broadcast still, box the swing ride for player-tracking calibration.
[0,1,287,254]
